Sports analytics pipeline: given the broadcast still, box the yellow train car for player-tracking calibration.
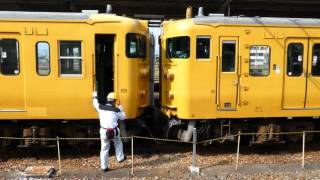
[0,11,152,146]
[160,8,320,143]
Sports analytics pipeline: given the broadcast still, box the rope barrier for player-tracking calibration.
[57,137,132,141]
[241,132,304,135]
[0,137,57,140]
[133,135,193,144]
[0,130,319,143]
[197,134,239,145]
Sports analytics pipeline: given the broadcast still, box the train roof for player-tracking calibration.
[193,16,320,27]
[0,11,135,22]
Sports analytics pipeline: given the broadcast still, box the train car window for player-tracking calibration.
[196,36,210,59]
[167,36,190,59]
[222,41,236,72]
[249,46,270,76]
[36,42,50,76]
[312,44,320,76]
[0,39,19,75]
[59,41,82,76]
[126,33,146,58]
[287,43,303,76]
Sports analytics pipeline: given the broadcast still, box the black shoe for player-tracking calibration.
[119,156,126,163]
[102,168,108,173]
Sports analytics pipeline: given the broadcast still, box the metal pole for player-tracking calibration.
[189,127,199,174]
[56,136,62,175]
[192,128,197,167]
[235,131,241,170]
[131,136,134,175]
[302,132,305,168]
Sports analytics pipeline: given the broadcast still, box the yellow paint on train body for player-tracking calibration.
[0,11,151,120]
[161,16,320,120]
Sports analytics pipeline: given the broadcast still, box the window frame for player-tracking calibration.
[196,35,211,61]
[125,33,146,59]
[287,43,304,77]
[58,40,83,77]
[249,45,271,77]
[166,36,190,59]
[36,41,51,76]
[221,40,236,73]
[311,43,320,76]
[0,38,20,76]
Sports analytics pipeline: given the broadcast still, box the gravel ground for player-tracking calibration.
[1,141,320,179]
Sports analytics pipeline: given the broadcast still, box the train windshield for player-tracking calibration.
[167,36,190,59]
[126,33,146,59]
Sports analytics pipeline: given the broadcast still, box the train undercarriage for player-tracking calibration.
[1,114,318,148]
[0,112,156,148]
[166,117,317,145]
[0,120,100,148]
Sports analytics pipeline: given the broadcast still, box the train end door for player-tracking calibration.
[217,37,239,111]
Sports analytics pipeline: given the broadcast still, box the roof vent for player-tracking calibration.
[196,7,204,17]
[106,4,112,14]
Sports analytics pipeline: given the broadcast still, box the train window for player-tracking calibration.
[167,36,190,59]
[126,33,146,58]
[196,36,210,59]
[59,41,82,76]
[312,44,320,76]
[222,41,236,72]
[249,46,270,76]
[36,42,50,76]
[287,43,303,76]
[0,39,19,75]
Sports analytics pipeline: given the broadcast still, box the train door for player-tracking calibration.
[283,38,308,109]
[305,38,320,108]
[218,37,239,110]
[95,34,114,105]
[0,38,25,111]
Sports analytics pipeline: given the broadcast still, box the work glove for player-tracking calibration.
[92,91,97,98]
[118,105,124,111]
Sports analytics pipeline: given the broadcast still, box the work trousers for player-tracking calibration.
[99,127,124,170]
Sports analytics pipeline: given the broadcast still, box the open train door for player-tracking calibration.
[217,37,239,110]
[95,34,115,105]
[0,38,26,112]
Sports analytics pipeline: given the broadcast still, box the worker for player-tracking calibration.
[93,92,126,172]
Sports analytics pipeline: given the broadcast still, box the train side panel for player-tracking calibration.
[0,14,150,120]
[161,19,320,120]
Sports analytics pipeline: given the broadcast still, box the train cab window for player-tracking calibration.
[126,33,146,58]
[287,43,303,76]
[167,36,190,59]
[36,42,50,76]
[312,44,320,76]
[222,41,236,72]
[196,36,210,59]
[249,46,270,76]
[59,41,82,76]
[0,39,19,75]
